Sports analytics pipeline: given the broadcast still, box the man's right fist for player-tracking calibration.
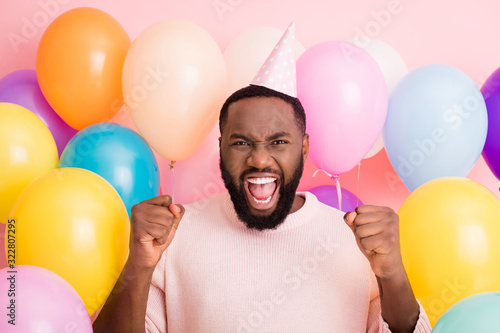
[129,195,185,270]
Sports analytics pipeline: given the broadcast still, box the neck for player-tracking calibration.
[290,194,305,214]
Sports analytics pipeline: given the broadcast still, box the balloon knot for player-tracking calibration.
[169,161,176,170]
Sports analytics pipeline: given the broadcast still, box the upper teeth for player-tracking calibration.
[248,177,276,185]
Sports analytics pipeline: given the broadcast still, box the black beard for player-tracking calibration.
[219,154,304,231]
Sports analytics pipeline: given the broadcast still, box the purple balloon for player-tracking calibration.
[0,265,92,332]
[0,69,77,155]
[308,185,363,212]
[482,67,500,181]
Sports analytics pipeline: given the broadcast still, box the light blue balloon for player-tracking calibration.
[383,64,487,191]
[59,123,160,217]
[432,292,500,332]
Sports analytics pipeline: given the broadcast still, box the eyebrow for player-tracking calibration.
[267,132,292,141]
[229,134,252,141]
[229,132,292,141]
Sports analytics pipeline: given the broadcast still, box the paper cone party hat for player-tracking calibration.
[251,22,297,97]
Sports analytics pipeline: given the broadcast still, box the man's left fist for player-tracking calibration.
[344,205,405,280]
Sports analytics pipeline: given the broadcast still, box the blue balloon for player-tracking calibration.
[432,292,500,332]
[59,123,159,217]
[383,64,487,191]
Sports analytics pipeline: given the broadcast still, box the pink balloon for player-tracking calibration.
[297,41,388,175]
[159,124,225,204]
[0,265,92,331]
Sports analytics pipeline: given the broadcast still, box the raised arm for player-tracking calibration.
[93,195,185,333]
[344,206,428,333]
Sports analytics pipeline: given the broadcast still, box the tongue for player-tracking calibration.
[248,182,277,200]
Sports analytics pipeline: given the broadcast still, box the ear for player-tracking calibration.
[218,136,222,148]
[302,134,309,162]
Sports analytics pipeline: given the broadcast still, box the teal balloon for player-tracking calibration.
[59,123,159,217]
[432,292,500,332]
[383,64,487,191]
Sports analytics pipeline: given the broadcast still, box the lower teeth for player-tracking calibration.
[253,195,272,204]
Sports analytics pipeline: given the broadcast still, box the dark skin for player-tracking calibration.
[219,97,309,217]
[92,195,184,332]
[344,207,420,332]
[93,96,419,332]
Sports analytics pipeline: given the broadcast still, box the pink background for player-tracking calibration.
[1,0,500,267]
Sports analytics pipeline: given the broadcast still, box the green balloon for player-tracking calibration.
[432,292,500,332]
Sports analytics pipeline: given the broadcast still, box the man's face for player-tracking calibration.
[219,96,309,230]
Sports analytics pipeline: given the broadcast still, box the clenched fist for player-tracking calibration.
[344,205,404,280]
[129,195,185,270]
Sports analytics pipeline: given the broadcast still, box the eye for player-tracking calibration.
[232,141,250,146]
[272,140,289,145]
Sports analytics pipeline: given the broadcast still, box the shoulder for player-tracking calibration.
[175,192,232,231]
[299,191,346,221]
[183,192,228,214]
[299,191,361,246]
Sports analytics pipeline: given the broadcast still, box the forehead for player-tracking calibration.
[224,97,299,137]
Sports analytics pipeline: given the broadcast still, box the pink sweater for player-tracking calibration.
[146,192,431,332]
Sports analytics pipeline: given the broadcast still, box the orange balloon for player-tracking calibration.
[122,19,227,161]
[36,7,131,130]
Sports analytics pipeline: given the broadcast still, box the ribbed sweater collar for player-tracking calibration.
[221,191,320,233]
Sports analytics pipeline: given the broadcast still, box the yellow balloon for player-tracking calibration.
[122,19,227,161]
[399,177,500,324]
[7,168,130,316]
[0,102,58,224]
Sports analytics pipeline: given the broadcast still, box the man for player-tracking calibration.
[93,84,431,332]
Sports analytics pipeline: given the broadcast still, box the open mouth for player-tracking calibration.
[244,176,279,209]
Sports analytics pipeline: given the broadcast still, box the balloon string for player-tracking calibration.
[170,161,176,203]
[312,169,333,178]
[313,170,342,210]
[332,175,342,212]
[357,162,361,208]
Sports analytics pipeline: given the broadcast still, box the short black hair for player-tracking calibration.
[219,85,306,135]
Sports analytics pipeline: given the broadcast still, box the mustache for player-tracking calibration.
[239,167,281,182]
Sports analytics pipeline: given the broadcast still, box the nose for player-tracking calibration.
[246,143,273,170]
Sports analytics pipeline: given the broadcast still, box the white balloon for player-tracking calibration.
[354,38,408,93]
[353,38,408,159]
[224,26,305,96]
[364,132,385,159]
